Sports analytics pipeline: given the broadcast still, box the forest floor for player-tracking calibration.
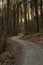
[21,32,43,46]
[0,39,23,65]
[0,33,43,65]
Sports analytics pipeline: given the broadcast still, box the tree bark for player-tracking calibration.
[34,0,39,32]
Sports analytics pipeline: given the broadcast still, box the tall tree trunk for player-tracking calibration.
[30,0,36,33]
[34,0,39,32]
[13,1,16,36]
[16,1,19,35]
[24,0,27,35]
[30,0,34,33]
[7,0,10,36]
[27,4,30,33]
[40,0,43,31]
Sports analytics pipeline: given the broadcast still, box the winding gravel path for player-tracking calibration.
[10,36,43,65]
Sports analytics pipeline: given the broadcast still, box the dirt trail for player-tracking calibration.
[11,36,43,65]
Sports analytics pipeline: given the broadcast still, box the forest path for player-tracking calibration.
[10,36,43,65]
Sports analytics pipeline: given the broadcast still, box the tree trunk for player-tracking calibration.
[40,0,43,31]
[24,0,27,35]
[34,0,39,32]
[13,2,16,36]
[7,0,10,36]
[16,1,19,35]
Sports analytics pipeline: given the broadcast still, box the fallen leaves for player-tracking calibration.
[0,39,23,65]
[22,33,43,45]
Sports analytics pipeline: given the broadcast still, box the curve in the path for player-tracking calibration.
[10,36,43,65]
